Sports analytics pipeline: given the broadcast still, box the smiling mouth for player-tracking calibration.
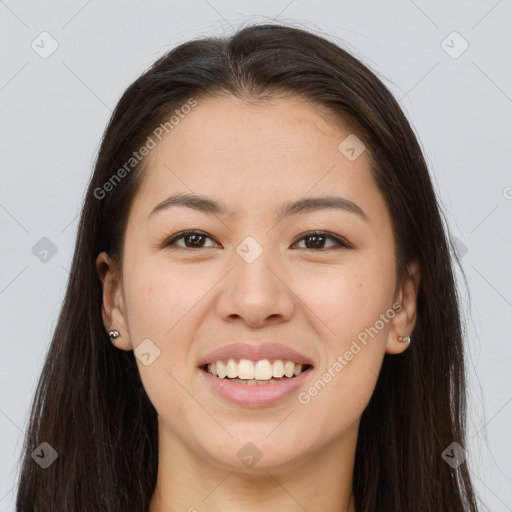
[201,359,314,385]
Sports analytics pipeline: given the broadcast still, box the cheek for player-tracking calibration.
[293,258,394,340]
[297,271,392,436]
[124,262,206,341]
[124,265,203,423]
[294,255,395,407]
[123,262,215,388]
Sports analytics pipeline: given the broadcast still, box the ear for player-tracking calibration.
[385,259,421,355]
[95,251,133,351]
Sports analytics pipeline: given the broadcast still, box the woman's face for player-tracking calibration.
[97,94,419,472]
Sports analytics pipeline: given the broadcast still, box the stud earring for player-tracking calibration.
[397,335,411,345]
[109,330,120,339]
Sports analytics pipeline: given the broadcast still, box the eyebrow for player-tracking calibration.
[148,192,370,224]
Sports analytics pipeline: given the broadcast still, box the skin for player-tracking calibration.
[96,94,421,512]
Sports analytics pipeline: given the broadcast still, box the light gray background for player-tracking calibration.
[1,1,511,510]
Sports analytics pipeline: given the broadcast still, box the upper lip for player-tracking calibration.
[198,342,314,367]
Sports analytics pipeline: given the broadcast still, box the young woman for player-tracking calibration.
[15,23,481,511]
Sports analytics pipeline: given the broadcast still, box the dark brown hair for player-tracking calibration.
[15,22,480,511]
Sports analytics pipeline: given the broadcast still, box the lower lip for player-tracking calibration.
[199,367,313,407]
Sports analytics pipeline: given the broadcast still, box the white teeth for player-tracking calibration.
[272,360,285,378]
[254,359,273,380]
[226,358,238,378]
[238,359,255,379]
[284,361,295,378]
[217,361,227,379]
[206,358,307,380]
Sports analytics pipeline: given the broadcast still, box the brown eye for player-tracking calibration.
[163,230,218,250]
[292,231,351,250]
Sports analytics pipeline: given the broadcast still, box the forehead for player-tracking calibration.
[162,94,352,156]
[129,94,385,225]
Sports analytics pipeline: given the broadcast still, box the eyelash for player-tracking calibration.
[161,230,352,252]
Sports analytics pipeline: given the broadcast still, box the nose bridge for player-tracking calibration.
[215,231,295,325]
[232,232,280,296]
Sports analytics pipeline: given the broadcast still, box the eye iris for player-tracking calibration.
[186,234,205,247]
[305,234,325,249]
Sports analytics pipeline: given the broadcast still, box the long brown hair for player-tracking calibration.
[15,22,480,511]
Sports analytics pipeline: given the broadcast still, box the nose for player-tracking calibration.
[215,249,296,328]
